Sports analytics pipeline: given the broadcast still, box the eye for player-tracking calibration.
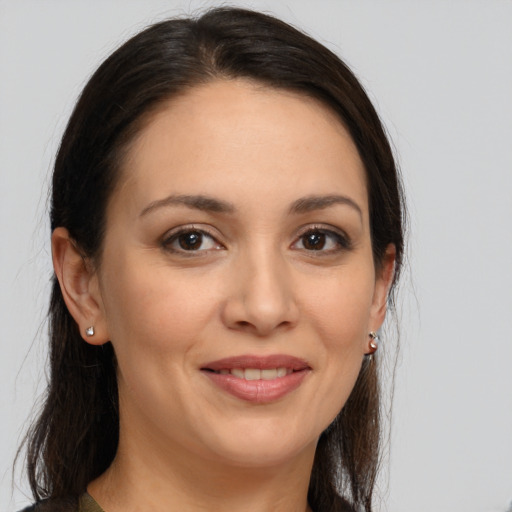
[162,228,223,253]
[292,227,350,253]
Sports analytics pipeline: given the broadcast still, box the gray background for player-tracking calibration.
[1,1,511,511]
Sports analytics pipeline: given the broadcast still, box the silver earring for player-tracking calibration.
[85,326,95,337]
[368,331,378,352]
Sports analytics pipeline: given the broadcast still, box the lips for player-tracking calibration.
[201,355,311,403]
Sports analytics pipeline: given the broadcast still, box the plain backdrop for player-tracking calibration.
[1,1,511,511]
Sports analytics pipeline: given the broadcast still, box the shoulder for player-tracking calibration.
[18,496,77,512]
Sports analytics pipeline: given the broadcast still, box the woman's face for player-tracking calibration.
[91,80,392,469]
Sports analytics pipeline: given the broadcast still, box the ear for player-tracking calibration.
[368,243,396,333]
[51,227,109,345]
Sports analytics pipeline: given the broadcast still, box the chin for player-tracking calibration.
[198,418,320,469]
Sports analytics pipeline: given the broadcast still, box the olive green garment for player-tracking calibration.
[79,493,105,512]
[19,493,104,512]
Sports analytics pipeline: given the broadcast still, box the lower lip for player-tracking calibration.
[202,370,310,404]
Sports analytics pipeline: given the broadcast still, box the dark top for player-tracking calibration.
[19,493,104,512]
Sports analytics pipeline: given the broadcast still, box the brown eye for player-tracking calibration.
[163,228,223,253]
[178,231,203,250]
[302,232,327,250]
[292,228,350,254]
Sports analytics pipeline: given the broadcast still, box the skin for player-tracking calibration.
[53,80,395,512]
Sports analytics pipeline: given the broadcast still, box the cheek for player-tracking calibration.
[300,265,375,416]
[99,259,224,433]
[100,257,219,368]
[303,264,375,348]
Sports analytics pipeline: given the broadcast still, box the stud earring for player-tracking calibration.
[85,326,95,337]
[368,331,378,353]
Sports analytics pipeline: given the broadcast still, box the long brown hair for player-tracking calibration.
[21,8,405,511]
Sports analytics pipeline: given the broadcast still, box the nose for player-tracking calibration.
[220,249,299,337]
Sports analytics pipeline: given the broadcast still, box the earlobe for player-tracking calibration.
[51,227,109,345]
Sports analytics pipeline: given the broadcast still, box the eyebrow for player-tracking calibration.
[139,194,236,217]
[289,194,363,218]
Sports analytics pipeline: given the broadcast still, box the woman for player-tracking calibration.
[20,7,405,512]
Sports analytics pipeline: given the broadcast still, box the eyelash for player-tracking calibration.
[161,225,351,256]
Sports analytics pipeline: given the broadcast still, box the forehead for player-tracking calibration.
[113,79,368,219]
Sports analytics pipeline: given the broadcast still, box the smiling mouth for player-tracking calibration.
[201,355,311,403]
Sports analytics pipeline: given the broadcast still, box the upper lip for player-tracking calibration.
[201,354,310,372]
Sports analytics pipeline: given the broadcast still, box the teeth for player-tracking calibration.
[218,367,290,380]
[244,368,260,380]
[261,369,277,380]
[277,367,287,378]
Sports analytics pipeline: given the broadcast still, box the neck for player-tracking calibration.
[89,426,316,512]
